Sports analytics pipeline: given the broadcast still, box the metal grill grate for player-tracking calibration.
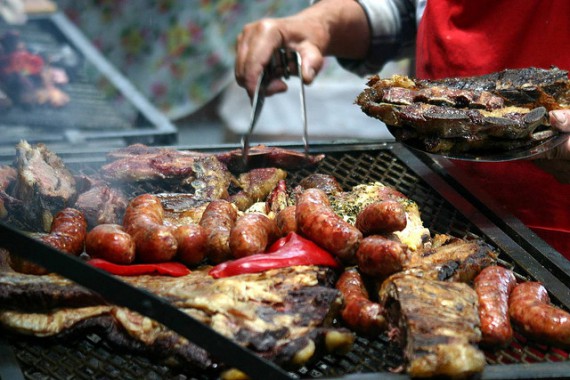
[3,144,569,379]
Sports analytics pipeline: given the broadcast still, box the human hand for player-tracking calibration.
[234,0,369,99]
[235,16,325,99]
[536,110,570,160]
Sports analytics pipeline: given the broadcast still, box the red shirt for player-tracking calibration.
[416,0,570,259]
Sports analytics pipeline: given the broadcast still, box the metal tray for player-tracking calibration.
[0,13,177,156]
[1,141,569,379]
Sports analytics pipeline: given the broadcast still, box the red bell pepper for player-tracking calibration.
[209,232,340,279]
[88,258,190,277]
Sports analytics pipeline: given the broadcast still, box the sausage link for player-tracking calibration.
[199,199,238,264]
[173,224,207,266]
[229,213,279,259]
[336,267,387,335]
[509,281,570,348]
[296,188,362,263]
[85,224,136,265]
[275,205,297,236]
[123,194,177,263]
[10,208,87,275]
[474,265,517,347]
[355,200,407,236]
[356,235,410,278]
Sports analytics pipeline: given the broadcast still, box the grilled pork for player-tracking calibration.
[380,274,485,378]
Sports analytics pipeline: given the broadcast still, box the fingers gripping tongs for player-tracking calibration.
[241,48,309,166]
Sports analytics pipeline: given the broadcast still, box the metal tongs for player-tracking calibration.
[241,48,309,166]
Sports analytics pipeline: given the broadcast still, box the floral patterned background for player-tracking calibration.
[57,0,306,120]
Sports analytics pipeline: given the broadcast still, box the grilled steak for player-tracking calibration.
[357,67,570,154]
[380,274,485,378]
[0,259,352,372]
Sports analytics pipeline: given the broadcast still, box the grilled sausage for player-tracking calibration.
[296,188,362,263]
[123,194,178,263]
[336,267,387,335]
[85,224,135,265]
[173,224,207,266]
[356,235,410,278]
[199,199,238,264]
[275,205,297,236]
[474,265,517,347]
[10,208,87,275]
[229,213,279,258]
[509,281,570,348]
[355,200,407,236]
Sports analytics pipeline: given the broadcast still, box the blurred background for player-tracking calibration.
[1,0,413,152]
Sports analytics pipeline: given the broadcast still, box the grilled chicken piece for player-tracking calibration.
[331,182,431,251]
[380,274,485,378]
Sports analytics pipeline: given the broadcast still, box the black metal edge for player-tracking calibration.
[0,335,25,380]
[0,221,293,380]
[15,13,178,146]
[388,143,570,309]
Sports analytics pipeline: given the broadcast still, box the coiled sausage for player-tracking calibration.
[199,199,238,264]
[336,267,387,335]
[10,208,87,275]
[509,281,570,348]
[229,213,278,258]
[85,224,135,265]
[474,266,517,347]
[296,188,362,264]
[356,235,410,278]
[123,194,178,263]
[173,224,207,266]
[355,200,407,236]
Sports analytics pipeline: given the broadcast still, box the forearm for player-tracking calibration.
[301,0,370,59]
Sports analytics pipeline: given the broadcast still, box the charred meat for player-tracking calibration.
[380,274,485,378]
[0,261,352,371]
[8,141,77,232]
[357,67,570,154]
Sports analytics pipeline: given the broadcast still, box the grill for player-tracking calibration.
[1,142,569,379]
[0,13,177,155]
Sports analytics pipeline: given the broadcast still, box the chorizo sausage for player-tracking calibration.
[355,200,407,236]
[509,281,570,348]
[296,188,362,264]
[85,224,136,265]
[229,213,279,259]
[473,265,517,347]
[356,235,410,278]
[199,199,238,264]
[123,194,178,263]
[173,224,207,266]
[275,205,297,236]
[10,208,87,275]
[336,267,387,335]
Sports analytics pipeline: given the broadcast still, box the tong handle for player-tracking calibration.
[242,48,309,168]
